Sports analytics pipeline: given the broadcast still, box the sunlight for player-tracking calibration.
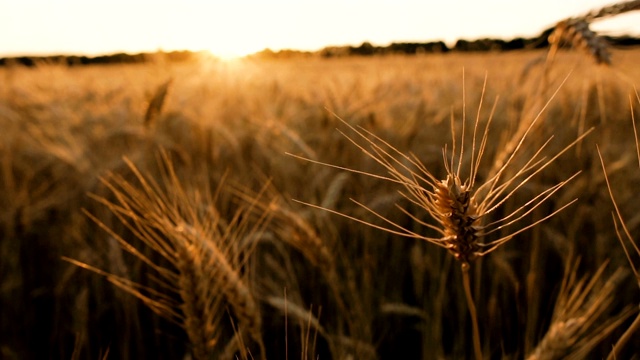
[204,41,264,61]
[206,48,248,61]
[3,1,637,59]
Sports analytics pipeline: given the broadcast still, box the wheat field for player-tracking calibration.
[1,48,640,359]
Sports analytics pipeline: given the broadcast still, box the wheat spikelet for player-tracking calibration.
[432,173,482,264]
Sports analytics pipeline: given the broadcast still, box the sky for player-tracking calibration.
[1,0,639,59]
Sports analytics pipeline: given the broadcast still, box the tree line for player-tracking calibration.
[2,34,640,66]
[0,50,201,67]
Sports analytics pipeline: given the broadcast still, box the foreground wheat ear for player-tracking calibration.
[288,76,592,268]
[288,75,592,360]
[64,152,273,360]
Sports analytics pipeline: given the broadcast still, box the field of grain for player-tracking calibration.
[1,48,640,359]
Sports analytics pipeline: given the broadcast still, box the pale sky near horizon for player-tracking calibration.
[1,1,639,58]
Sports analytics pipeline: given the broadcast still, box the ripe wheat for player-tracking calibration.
[547,0,640,65]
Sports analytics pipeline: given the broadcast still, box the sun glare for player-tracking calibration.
[209,51,247,62]
[204,42,263,61]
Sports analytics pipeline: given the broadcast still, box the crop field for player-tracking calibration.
[1,48,640,359]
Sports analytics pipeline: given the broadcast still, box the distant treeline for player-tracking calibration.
[310,34,640,58]
[2,35,640,66]
[0,50,203,67]
[250,33,640,59]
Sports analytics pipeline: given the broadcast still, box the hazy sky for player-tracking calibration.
[1,0,638,58]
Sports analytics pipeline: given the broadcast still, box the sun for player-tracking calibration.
[206,50,246,62]
[205,42,263,61]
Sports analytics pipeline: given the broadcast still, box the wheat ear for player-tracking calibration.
[548,19,611,65]
[547,0,640,65]
[66,153,271,359]
[289,75,591,268]
[144,79,172,127]
[289,74,591,360]
[526,259,633,360]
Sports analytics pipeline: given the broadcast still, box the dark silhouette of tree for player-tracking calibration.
[349,41,377,56]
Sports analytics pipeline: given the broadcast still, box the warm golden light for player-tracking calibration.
[0,1,637,58]
[206,45,259,61]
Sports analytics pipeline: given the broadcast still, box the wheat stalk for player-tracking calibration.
[288,75,592,360]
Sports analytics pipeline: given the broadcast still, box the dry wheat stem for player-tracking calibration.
[462,264,483,360]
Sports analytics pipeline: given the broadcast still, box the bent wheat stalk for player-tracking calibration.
[288,74,592,360]
[547,0,640,65]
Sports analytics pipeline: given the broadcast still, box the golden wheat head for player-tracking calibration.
[548,19,611,65]
[65,152,272,360]
[547,0,640,65]
[290,76,591,269]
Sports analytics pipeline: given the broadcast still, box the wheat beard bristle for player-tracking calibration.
[434,174,483,265]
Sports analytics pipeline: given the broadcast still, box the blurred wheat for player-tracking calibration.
[65,153,273,360]
[1,37,640,359]
[597,89,640,359]
[547,0,640,65]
